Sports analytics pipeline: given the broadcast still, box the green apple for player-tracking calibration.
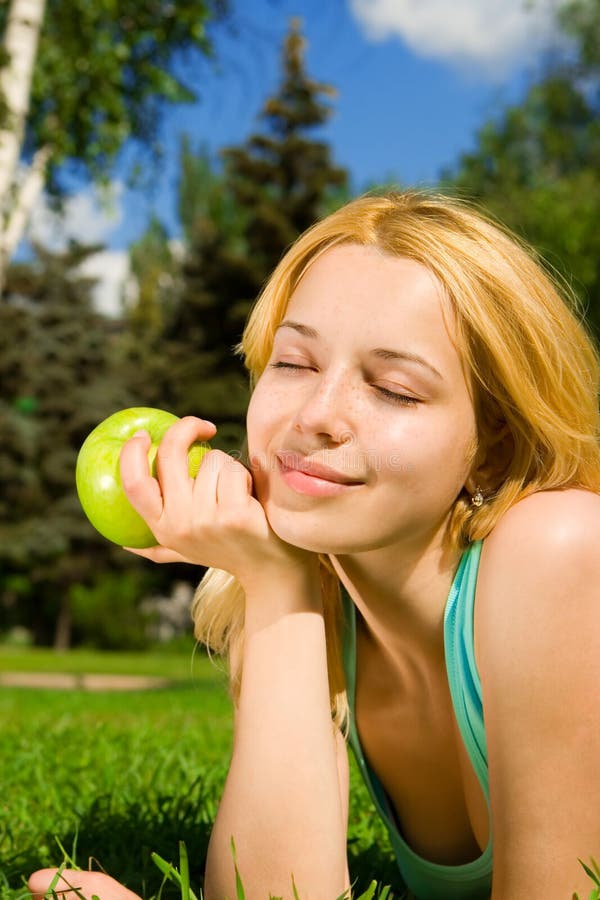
[76,407,211,548]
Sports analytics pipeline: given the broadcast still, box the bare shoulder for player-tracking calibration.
[475,487,600,672]
[479,487,600,598]
[486,486,600,551]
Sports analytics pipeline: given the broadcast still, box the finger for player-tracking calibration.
[191,448,240,516]
[156,417,216,499]
[123,545,195,564]
[119,430,164,524]
[213,453,255,508]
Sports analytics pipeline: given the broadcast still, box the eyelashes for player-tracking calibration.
[268,361,421,407]
[374,386,420,406]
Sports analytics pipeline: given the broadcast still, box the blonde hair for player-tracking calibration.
[192,190,600,729]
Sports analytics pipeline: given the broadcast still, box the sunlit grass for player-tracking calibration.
[2,651,594,899]
[0,650,397,900]
[0,643,210,679]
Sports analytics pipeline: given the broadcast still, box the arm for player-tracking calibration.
[119,418,350,899]
[476,489,600,900]
[204,572,350,899]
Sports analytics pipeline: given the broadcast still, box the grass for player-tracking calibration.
[0,646,399,900]
[2,646,596,899]
[0,644,206,679]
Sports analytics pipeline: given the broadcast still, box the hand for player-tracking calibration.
[119,416,316,590]
[28,868,141,900]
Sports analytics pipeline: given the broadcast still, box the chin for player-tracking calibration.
[264,504,379,556]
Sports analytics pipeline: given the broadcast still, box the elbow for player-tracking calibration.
[203,839,349,900]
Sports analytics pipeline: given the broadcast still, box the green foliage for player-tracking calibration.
[444,4,600,341]
[0,0,229,193]
[128,217,179,336]
[69,570,156,650]
[0,244,149,646]
[559,0,600,70]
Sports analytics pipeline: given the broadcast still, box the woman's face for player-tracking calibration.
[246,243,479,556]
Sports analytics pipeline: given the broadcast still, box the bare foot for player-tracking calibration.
[28,869,142,900]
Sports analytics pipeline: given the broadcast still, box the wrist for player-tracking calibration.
[242,558,323,626]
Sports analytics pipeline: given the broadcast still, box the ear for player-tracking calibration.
[465,424,514,496]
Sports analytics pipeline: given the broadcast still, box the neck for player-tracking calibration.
[329,528,463,652]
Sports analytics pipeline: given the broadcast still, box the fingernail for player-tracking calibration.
[133,429,148,438]
[204,420,216,427]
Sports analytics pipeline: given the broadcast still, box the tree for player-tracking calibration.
[222,17,350,276]
[0,243,151,647]
[0,0,229,290]
[145,19,350,454]
[559,0,600,73]
[445,1,600,339]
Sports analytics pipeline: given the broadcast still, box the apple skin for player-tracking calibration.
[76,407,210,548]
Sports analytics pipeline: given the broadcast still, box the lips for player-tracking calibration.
[277,452,364,485]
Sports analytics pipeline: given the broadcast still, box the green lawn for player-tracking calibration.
[0,647,399,899]
[0,643,212,679]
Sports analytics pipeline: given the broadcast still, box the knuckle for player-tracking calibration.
[120,470,143,495]
[218,505,250,532]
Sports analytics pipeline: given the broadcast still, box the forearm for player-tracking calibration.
[204,572,348,899]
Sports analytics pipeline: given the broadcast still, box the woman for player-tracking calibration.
[30,192,600,899]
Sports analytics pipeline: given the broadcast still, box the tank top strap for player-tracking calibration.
[444,539,489,798]
[340,540,492,899]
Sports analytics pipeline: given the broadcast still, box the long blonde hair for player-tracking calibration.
[192,190,600,729]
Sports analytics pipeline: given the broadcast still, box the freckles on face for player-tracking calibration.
[245,244,478,554]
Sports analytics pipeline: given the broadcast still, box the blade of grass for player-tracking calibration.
[229,838,245,900]
[151,848,199,900]
[580,860,600,888]
[53,837,81,872]
[353,882,377,900]
[43,865,93,900]
[179,841,190,900]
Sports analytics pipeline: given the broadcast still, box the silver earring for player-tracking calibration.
[471,487,484,508]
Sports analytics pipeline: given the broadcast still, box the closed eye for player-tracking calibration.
[374,386,421,407]
[269,361,313,371]
[268,362,421,407]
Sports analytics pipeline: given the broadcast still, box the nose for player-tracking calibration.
[291,368,357,445]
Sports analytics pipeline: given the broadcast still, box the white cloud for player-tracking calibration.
[349,0,570,79]
[25,183,131,316]
[27,183,124,251]
[78,250,133,318]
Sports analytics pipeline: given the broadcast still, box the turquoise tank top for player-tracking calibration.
[341,540,493,899]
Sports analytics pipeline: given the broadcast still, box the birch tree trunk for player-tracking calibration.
[0,0,48,293]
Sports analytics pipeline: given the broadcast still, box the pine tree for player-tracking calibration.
[223,16,349,277]
[0,244,149,646]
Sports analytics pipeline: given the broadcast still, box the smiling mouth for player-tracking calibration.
[277,454,365,486]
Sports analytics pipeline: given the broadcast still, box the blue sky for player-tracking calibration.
[25,0,569,313]
[106,0,564,246]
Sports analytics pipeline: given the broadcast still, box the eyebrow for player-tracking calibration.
[275,319,444,381]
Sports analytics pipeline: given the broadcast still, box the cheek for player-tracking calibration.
[246,383,286,495]
[246,383,275,450]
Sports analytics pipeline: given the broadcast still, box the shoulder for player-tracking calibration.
[486,486,600,552]
[475,488,600,679]
[478,487,600,601]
